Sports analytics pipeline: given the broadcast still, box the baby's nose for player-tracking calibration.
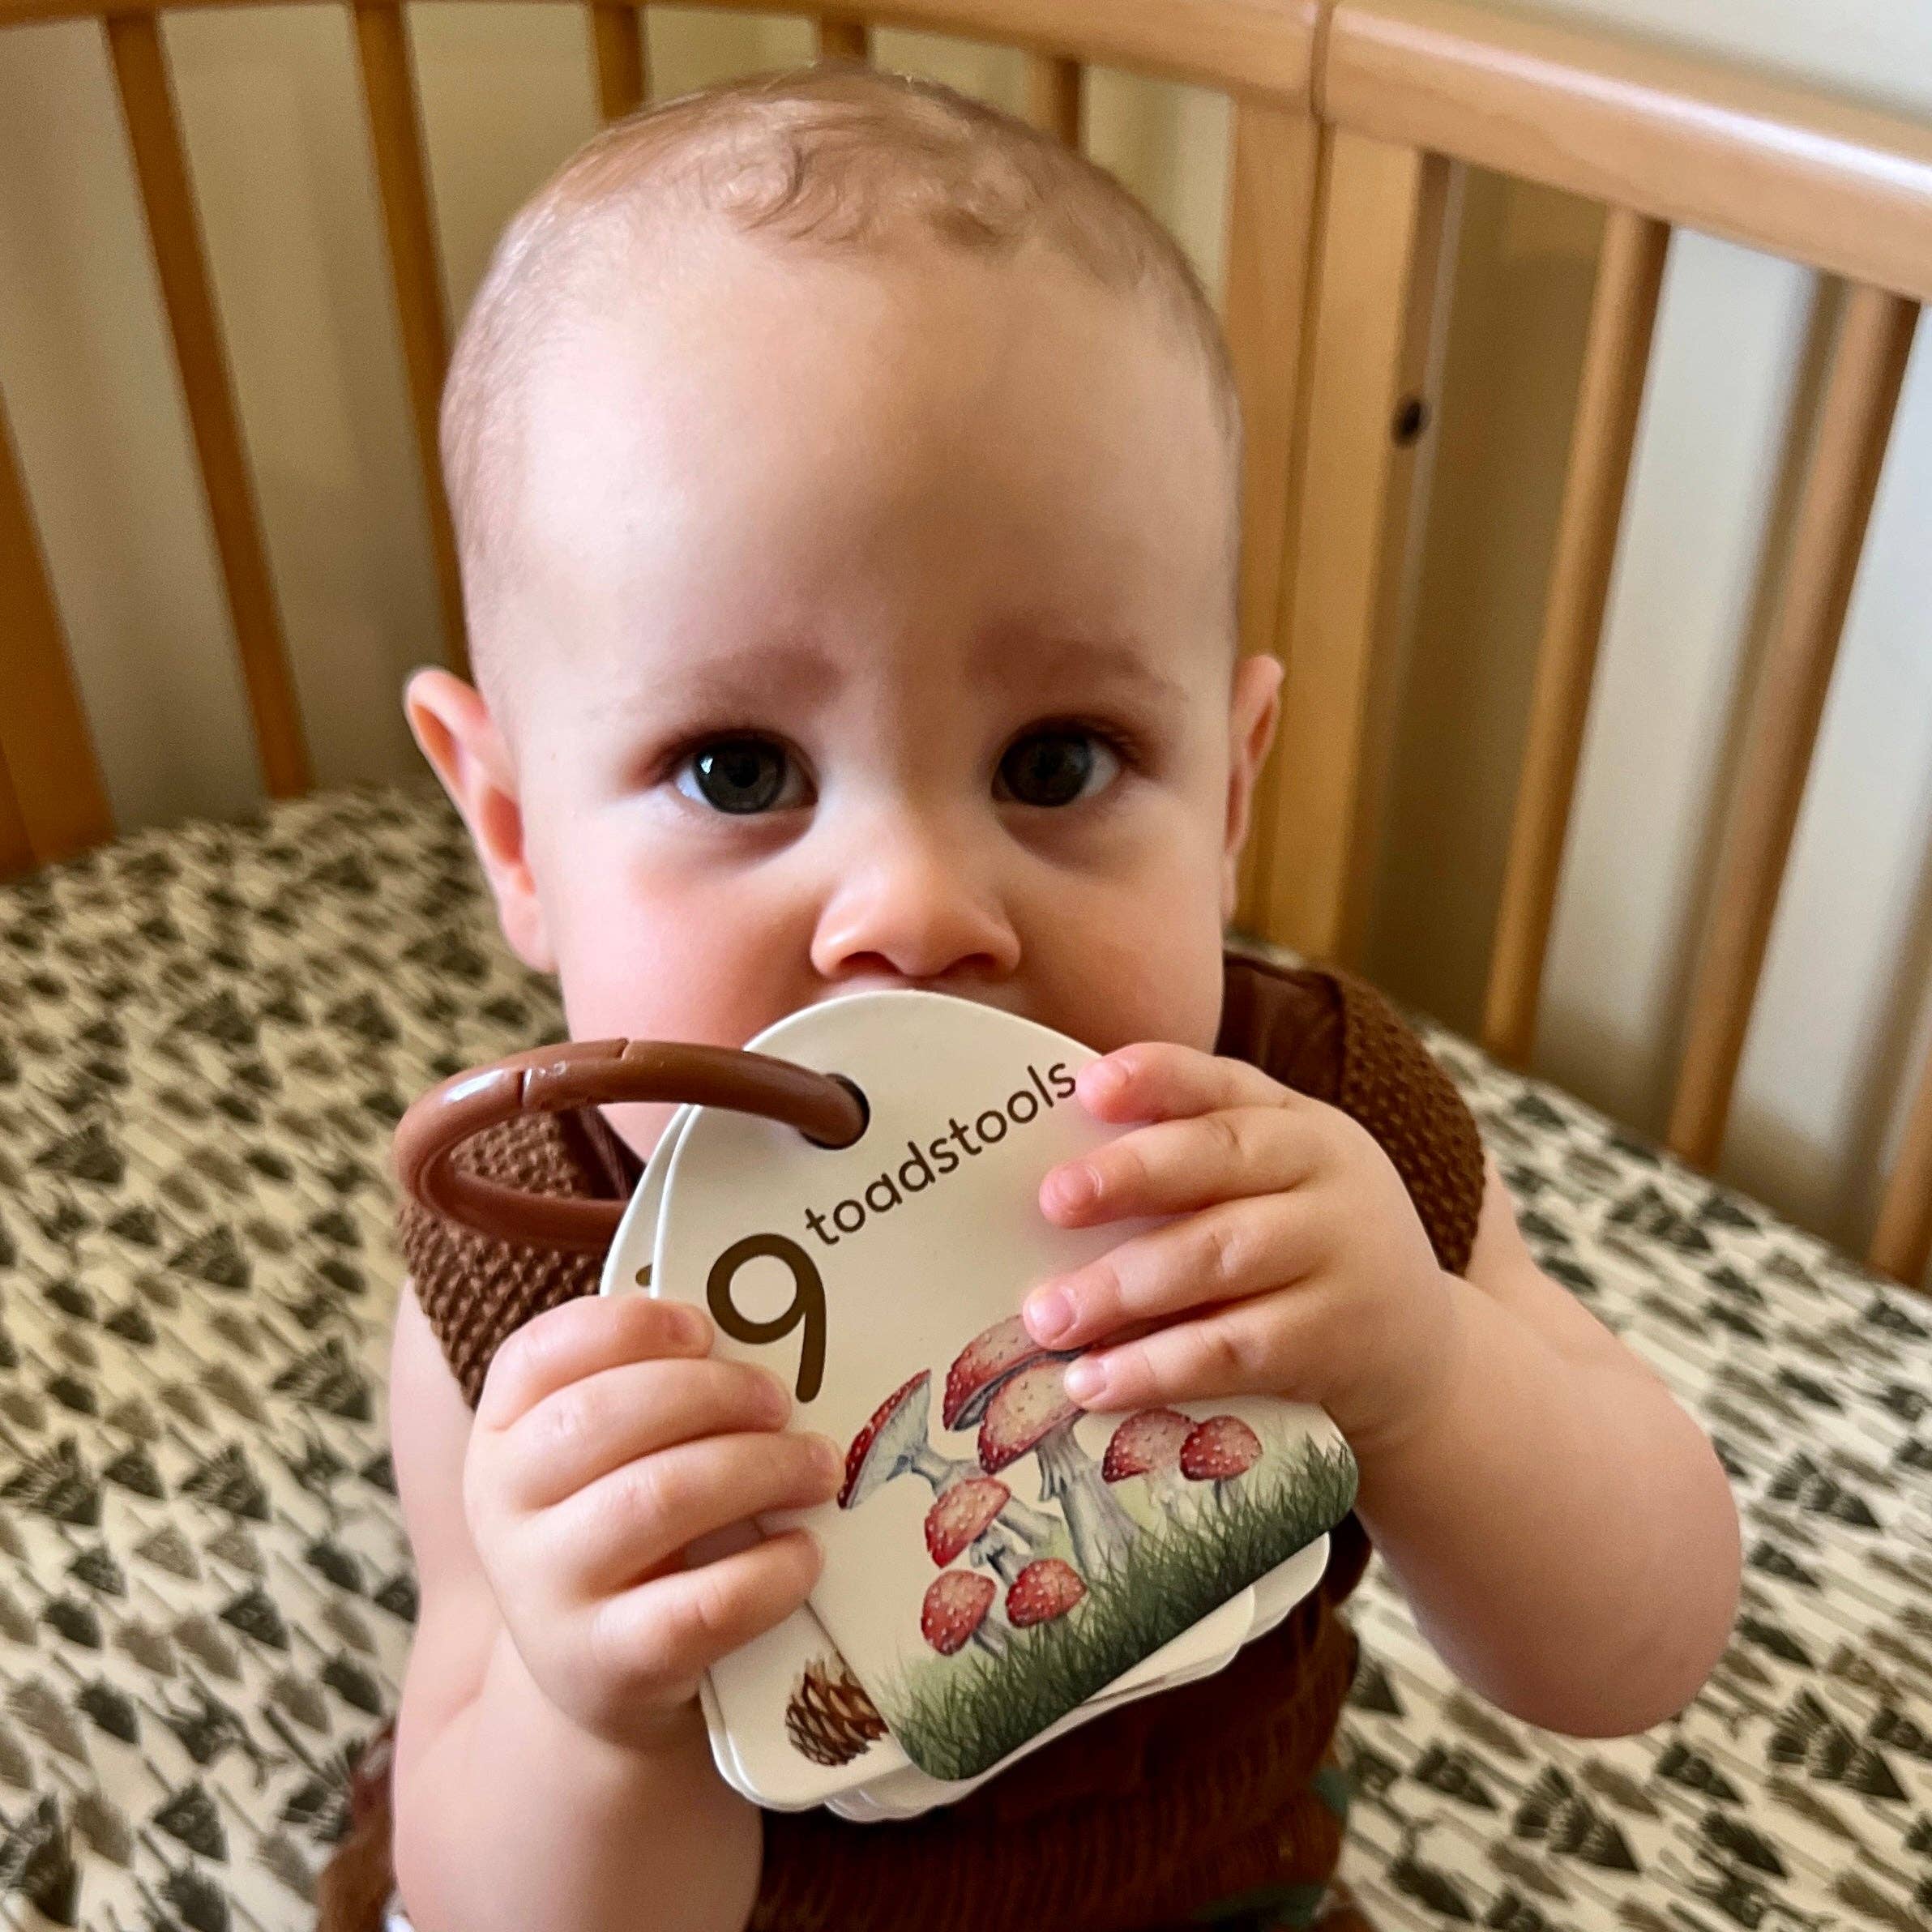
[810,827,1021,986]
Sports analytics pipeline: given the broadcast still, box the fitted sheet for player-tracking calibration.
[0,787,1926,1931]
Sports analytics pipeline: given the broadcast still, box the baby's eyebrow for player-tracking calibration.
[663,638,844,713]
[976,630,1185,710]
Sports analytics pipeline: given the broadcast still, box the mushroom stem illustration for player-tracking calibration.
[980,1537,1029,1589]
[839,1370,980,1512]
[907,1440,982,1496]
[980,1360,1139,1577]
[1037,1425,1139,1570]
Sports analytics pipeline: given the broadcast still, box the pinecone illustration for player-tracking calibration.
[784,1660,887,1767]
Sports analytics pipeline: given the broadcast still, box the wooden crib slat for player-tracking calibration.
[0,458,30,870]
[1222,103,1322,934]
[590,2,648,119]
[1025,53,1082,145]
[816,15,870,60]
[0,397,113,872]
[1667,284,1921,1171]
[0,757,28,881]
[105,11,310,799]
[1871,1037,1932,1289]
[1245,130,1460,964]
[354,0,468,678]
[1482,207,1671,1066]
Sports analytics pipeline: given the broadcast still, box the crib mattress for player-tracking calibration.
[0,787,1926,1932]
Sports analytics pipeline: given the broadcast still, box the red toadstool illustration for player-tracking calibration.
[1005,1558,1087,1630]
[980,1359,1139,1575]
[838,1370,977,1510]
[1178,1413,1263,1509]
[921,1569,1006,1659]
[938,1316,1071,1547]
[1101,1408,1195,1520]
[944,1313,1078,1430]
[924,1477,1032,1587]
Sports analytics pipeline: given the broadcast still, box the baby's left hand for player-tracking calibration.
[1023,1042,1464,1456]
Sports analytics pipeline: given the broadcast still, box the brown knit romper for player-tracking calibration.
[318,952,1487,1932]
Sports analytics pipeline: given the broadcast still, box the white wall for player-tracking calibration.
[1507,0,1932,118]
[1363,2,1932,1284]
[1,2,1926,1282]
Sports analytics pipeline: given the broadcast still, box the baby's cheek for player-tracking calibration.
[554,928,737,1045]
[543,871,806,1058]
[1048,883,1225,1058]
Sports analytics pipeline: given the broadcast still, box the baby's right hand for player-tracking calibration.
[463,1294,841,1755]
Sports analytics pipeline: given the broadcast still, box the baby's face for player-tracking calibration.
[417,225,1279,1157]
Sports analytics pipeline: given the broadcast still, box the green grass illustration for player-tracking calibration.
[879,1434,1358,1781]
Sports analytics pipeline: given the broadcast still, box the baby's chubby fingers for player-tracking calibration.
[1038,1104,1320,1230]
[550,1428,844,1601]
[1059,1291,1328,1412]
[475,1293,714,1434]
[587,1528,824,1718]
[1063,1041,1294,1129]
[504,1355,798,1512]
[1024,1193,1323,1353]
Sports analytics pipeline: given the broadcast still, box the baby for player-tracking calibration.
[369,64,1740,1932]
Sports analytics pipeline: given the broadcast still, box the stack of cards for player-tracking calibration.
[599,990,1358,1821]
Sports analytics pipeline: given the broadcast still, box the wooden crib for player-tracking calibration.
[2,4,1930,1928]
[4,0,1928,1286]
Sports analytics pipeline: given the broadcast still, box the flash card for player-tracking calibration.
[604,1096,1267,1815]
[628,990,1357,1784]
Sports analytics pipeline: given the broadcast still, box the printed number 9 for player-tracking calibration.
[706,1233,827,1403]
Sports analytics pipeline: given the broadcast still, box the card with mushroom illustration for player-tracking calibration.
[830,1332,1353,1779]
[636,990,1359,1783]
[605,1092,1255,1809]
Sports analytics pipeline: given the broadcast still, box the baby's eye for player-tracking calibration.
[995,729,1122,808]
[672,737,810,815]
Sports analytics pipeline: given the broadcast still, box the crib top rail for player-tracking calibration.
[1328,0,1932,306]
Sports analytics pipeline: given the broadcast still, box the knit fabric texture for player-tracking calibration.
[397,1105,630,1409]
[332,951,1487,1932]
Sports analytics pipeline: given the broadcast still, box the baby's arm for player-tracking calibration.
[1345,1157,1740,1736]
[1025,1047,1741,1740]
[385,1284,837,1932]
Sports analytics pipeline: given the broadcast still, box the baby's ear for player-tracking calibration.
[1221,651,1283,921]
[404,669,556,974]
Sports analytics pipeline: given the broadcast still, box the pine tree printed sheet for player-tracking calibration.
[0,787,1926,1931]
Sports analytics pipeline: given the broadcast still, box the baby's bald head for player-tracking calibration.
[438,64,1241,704]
